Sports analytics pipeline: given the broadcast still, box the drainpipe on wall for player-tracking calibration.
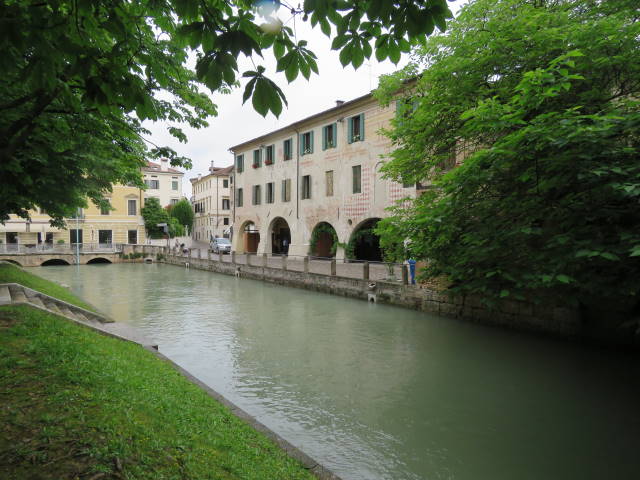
[294,128,300,220]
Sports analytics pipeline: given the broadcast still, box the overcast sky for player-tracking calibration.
[144,0,469,196]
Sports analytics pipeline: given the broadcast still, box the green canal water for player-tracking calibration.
[34,263,640,480]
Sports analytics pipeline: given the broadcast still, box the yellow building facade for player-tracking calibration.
[1,184,146,247]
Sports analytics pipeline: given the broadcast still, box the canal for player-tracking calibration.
[34,263,640,480]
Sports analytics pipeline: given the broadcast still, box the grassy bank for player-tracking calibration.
[0,305,314,479]
[0,262,95,311]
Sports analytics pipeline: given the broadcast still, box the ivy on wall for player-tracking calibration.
[309,223,338,257]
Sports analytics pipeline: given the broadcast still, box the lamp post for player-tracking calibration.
[75,209,80,265]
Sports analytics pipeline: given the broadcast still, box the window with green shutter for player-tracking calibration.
[352,165,362,194]
[283,138,292,160]
[348,113,365,143]
[300,131,314,155]
[236,154,244,173]
[253,149,261,168]
[322,123,337,150]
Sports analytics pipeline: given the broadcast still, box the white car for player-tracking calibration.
[210,237,232,254]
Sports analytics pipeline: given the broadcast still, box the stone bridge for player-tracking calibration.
[0,244,126,267]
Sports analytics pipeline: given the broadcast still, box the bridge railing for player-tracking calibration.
[0,243,124,254]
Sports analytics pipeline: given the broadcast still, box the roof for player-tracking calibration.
[228,91,373,152]
[189,165,233,184]
[142,160,184,174]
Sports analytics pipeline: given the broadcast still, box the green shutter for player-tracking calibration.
[310,130,314,153]
[360,113,365,141]
[299,134,304,155]
[348,117,353,144]
[333,123,338,147]
[322,126,327,150]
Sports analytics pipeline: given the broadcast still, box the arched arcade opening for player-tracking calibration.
[309,222,338,258]
[348,218,383,262]
[241,221,260,254]
[269,217,291,255]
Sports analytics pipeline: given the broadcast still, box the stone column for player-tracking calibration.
[282,255,287,271]
[330,259,336,276]
[363,261,369,280]
[197,249,201,259]
[219,252,223,263]
[231,251,236,264]
[207,250,211,261]
[263,253,268,267]
[247,253,251,266]
[303,256,309,273]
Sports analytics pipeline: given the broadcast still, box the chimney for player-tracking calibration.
[198,173,202,181]
[160,158,168,172]
[336,100,344,107]
[210,160,215,173]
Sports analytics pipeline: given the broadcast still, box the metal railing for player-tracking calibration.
[0,243,124,254]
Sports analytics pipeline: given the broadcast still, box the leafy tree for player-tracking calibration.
[169,199,194,232]
[0,0,452,227]
[376,0,640,309]
[141,198,170,239]
[168,217,185,238]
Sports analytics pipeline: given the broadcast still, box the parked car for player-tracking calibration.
[210,237,232,254]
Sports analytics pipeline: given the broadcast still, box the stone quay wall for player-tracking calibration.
[144,246,585,340]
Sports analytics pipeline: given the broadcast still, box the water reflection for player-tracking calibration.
[35,264,640,480]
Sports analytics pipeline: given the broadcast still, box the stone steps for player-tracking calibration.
[0,285,11,303]
[29,296,46,308]
[9,287,27,303]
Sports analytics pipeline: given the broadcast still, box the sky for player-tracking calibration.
[144,1,469,196]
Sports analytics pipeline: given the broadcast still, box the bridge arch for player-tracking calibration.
[86,257,112,264]
[2,259,22,267]
[41,259,71,266]
[347,218,383,261]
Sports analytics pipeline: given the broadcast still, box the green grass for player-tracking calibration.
[0,262,95,311]
[0,305,315,480]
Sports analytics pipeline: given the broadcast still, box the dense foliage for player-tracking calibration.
[141,198,170,239]
[169,199,194,232]
[0,0,452,227]
[376,0,640,308]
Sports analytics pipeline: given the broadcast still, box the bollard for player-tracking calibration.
[363,261,370,280]
[207,250,211,261]
[198,249,201,259]
[330,259,336,276]
[303,256,309,273]
[188,248,192,258]
[263,252,268,267]
[282,255,287,271]
[231,251,236,264]
[219,252,223,263]
[402,264,409,285]
[247,253,251,266]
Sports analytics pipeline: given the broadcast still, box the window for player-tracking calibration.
[100,202,110,215]
[253,149,262,168]
[283,138,293,160]
[236,154,244,173]
[266,182,275,203]
[128,199,137,215]
[265,144,274,165]
[98,230,112,245]
[223,179,229,188]
[352,165,362,193]
[145,179,159,189]
[301,175,311,199]
[236,188,243,207]
[222,198,230,210]
[300,131,314,155]
[322,123,337,150]
[70,229,83,244]
[223,217,229,226]
[396,98,419,126]
[348,113,365,143]
[281,179,291,202]
[128,230,138,244]
[252,185,261,205]
[170,198,179,205]
[172,180,179,191]
[325,170,334,196]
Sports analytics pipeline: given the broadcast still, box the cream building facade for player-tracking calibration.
[0,184,146,248]
[143,159,184,207]
[230,93,419,260]
[191,165,233,242]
